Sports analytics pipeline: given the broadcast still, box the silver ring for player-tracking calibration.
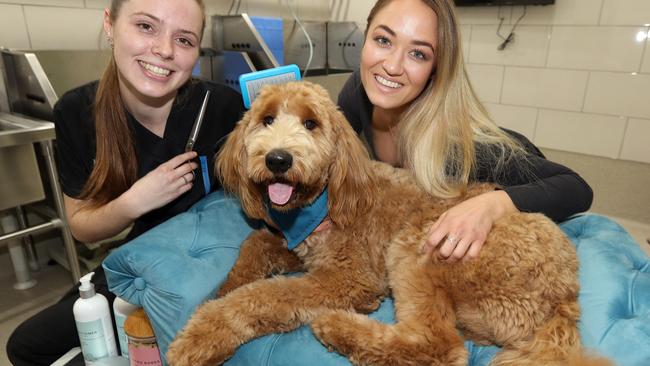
[446,234,459,246]
[181,175,189,185]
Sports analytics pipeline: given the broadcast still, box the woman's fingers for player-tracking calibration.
[165,151,198,170]
[447,236,472,262]
[423,213,448,252]
[175,161,199,178]
[463,240,484,261]
[179,172,192,185]
[437,233,460,258]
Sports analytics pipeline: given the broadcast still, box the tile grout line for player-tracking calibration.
[20,5,33,49]
[616,117,629,160]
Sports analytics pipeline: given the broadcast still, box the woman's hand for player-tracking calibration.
[121,151,199,218]
[63,151,199,243]
[422,190,518,262]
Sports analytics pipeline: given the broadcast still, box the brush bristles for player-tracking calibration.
[124,308,155,338]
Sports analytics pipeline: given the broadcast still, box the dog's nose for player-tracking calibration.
[266,149,293,174]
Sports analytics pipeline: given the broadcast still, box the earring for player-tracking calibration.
[106,35,113,48]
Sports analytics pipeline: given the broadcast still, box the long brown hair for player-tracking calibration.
[365,0,525,198]
[80,0,206,207]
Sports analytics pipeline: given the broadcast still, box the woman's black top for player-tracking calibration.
[53,79,245,239]
[337,70,593,221]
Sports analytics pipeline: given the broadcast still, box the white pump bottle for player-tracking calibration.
[73,272,117,364]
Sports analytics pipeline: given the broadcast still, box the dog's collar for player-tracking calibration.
[268,188,329,250]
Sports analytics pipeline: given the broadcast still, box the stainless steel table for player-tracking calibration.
[0,112,81,283]
[0,48,81,284]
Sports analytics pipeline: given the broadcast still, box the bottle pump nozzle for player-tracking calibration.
[79,271,96,298]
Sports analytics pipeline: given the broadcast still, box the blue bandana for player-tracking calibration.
[268,189,329,250]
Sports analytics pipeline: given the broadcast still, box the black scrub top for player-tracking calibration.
[53,79,245,239]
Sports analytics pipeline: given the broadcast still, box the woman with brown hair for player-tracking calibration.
[6,0,244,364]
[338,0,593,261]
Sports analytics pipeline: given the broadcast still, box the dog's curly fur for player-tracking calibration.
[166,82,610,366]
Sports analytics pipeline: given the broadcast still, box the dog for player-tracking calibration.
[166,81,610,366]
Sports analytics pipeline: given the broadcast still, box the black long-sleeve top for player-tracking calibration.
[337,70,593,222]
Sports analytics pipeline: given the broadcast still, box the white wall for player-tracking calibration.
[1,0,649,165]
[457,0,650,165]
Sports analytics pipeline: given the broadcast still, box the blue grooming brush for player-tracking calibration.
[239,64,302,108]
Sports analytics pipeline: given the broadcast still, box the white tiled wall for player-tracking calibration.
[469,25,551,67]
[484,103,537,140]
[0,4,30,49]
[466,64,503,103]
[500,67,589,111]
[600,0,650,26]
[583,72,650,120]
[535,110,627,158]
[1,0,649,163]
[621,118,650,162]
[546,26,646,72]
[25,6,105,49]
[458,0,650,164]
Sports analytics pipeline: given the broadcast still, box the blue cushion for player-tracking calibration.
[103,192,259,358]
[103,191,650,366]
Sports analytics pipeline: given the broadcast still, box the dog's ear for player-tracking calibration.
[327,106,377,228]
[216,113,267,220]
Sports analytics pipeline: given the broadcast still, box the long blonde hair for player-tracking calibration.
[80,0,206,207]
[366,0,526,198]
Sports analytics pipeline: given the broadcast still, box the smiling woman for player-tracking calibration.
[361,2,437,117]
[85,0,206,210]
[5,0,247,365]
[337,0,593,263]
[107,0,203,104]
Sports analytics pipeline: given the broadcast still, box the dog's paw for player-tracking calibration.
[311,310,362,354]
[445,345,469,366]
[167,328,236,366]
[166,333,209,366]
[311,312,335,349]
[354,296,384,313]
[166,302,239,366]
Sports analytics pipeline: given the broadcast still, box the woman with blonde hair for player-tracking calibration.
[339,0,592,260]
[6,0,244,364]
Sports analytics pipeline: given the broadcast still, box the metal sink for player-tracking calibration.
[0,113,53,212]
[0,112,54,147]
[0,48,56,210]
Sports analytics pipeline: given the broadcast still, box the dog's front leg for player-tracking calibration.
[166,294,243,366]
[168,270,374,366]
[218,228,303,297]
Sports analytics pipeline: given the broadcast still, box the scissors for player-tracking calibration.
[185,90,211,152]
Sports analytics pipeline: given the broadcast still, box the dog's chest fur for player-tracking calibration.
[291,170,494,280]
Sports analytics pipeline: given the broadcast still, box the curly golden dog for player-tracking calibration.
[166,81,610,366]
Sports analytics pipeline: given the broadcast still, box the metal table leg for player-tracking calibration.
[40,140,81,283]
[0,212,37,290]
[15,205,40,271]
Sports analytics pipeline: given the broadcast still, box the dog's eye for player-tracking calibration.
[303,119,317,130]
[262,115,275,126]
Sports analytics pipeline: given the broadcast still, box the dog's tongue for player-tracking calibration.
[268,183,294,205]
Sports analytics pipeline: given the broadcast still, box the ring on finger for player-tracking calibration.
[446,234,459,246]
[181,175,189,184]
[187,162,196,180]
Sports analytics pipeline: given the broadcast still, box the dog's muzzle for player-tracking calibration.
[266,149,293,174]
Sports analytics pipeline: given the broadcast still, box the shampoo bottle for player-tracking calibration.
[73,272,117,364]
[113,296,139,358]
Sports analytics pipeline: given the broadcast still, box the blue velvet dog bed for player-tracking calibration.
[103,191,650,365]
